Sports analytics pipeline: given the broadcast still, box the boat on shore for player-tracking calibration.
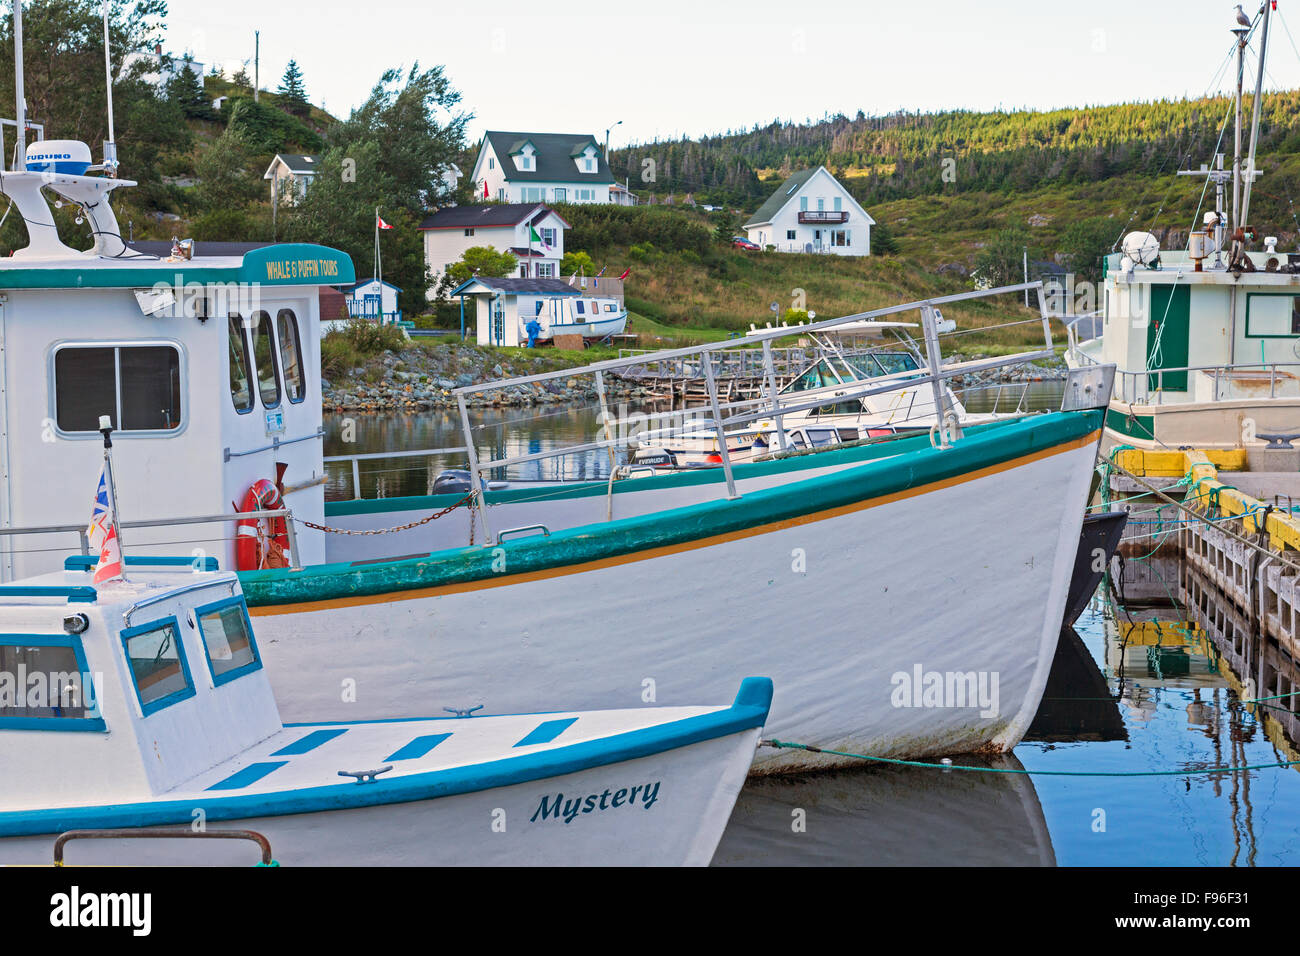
[0,563,768,866]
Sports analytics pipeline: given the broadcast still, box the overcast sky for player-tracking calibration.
[162,0,1300,146]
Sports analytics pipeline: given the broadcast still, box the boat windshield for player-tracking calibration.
[782,352,921,394]
[840,352,920,379]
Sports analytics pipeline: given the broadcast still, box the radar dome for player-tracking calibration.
[1121,231,1161,266]
[24,140,92,176]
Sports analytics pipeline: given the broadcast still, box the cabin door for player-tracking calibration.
[1145,284,1191,392]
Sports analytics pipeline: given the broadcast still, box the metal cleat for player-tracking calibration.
[1258,432,1300,449]
[338,765,394,785]
[443,704,484,718]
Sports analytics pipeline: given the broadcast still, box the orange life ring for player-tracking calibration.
[235,478,291,571]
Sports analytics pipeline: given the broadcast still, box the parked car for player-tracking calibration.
[731,236,761,251]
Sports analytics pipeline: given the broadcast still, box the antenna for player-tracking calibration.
[13,0,25,171]
[102,0,118,174]
[254,30,260,103]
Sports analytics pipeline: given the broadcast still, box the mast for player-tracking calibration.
[13,0,25,170]
[102,0,117,173]
[1241,1,1271,229]
[1232,20,1247,232]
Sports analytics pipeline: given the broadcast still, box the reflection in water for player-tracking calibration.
[1024,627,1126,743]
[323,405,620,499]
[713,755,1056,867]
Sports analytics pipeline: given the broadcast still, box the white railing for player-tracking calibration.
[451,282,1081,543]
[1115,362,1300,405]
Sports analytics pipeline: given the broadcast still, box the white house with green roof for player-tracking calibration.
[744,167,874,256]
[471,131,616,205]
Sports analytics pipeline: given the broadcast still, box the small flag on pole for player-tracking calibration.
[616,268,630,280]
[87,467,123,584]
[482,180,489,199]
[377,215,394,230]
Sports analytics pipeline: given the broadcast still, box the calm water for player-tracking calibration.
[326,388,1300,865]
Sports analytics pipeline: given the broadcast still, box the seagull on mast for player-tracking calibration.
[1235,4,1252,28]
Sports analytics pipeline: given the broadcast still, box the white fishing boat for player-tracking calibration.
[542,294,627,342]
[451,276,627,345]
[0,561,769,865]
[624,319,1026,472]
[1066,2,1300,451]
[0,22,1112,771]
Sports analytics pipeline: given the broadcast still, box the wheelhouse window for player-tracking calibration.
[120,618,195,716]
[783,359,841,394]
[54,344,181,434]
[251,311,281,408]
[228,317,253,414]
[0,636,103,730]
[194,597,261,686]
[277,309,306,404]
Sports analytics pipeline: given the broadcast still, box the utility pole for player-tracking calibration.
[254,30,260,103]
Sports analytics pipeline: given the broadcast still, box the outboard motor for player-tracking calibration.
[433,470,473,494]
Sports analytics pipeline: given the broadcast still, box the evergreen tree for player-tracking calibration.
[231,65,251,89]
[277,59,309,117]
[167,56,211,118]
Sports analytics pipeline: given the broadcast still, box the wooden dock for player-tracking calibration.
[1108,447,1300,661]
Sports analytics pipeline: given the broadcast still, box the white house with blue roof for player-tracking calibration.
[744,166,875,256]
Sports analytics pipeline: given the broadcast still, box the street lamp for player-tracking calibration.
[604,119,623,159]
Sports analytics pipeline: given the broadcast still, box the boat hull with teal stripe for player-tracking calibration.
[244,410,1103,772]
[0,683,768,866]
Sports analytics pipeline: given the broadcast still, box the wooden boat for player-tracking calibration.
[0,563,768,865]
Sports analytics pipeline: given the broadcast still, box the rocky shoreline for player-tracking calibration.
[322,342,1068,412]
[323,343,657,411]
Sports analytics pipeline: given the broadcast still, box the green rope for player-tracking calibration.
[1241,689,1300,704]
[761,740,1294,776]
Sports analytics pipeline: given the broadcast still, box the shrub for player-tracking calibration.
[321,317,408,378]
[629,241,659,262]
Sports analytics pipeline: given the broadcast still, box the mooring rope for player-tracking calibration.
[759,740,1294,776]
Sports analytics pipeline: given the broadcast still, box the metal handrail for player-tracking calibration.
[325,446,470,500]
[456,283,1058,542]
[223,427,324,462]
[1115,361,1300,404]
[452,281,1047,396]
[0,508,299,567]
[53,828,275,866]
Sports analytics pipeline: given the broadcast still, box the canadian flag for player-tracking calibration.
[377,216,394,230]
[87,467,124,584]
